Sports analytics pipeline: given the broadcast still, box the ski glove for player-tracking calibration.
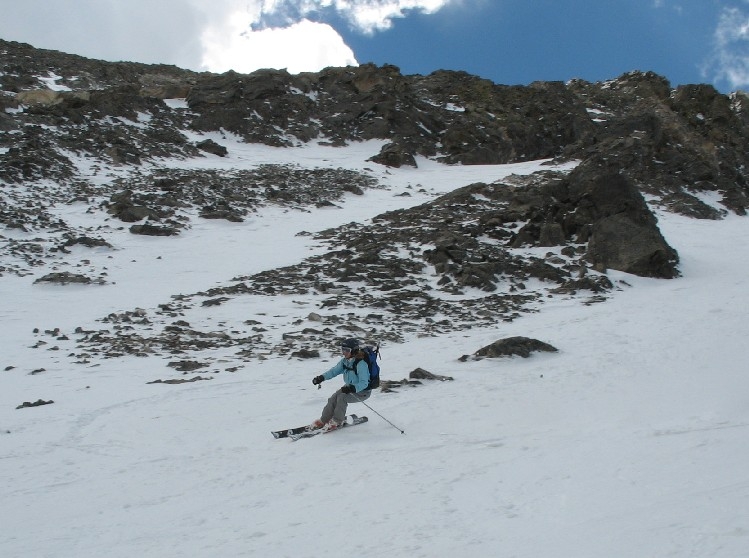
[312,375,324,385]
[341,384,356,394]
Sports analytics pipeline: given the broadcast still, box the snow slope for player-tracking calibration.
[1,139,748,558]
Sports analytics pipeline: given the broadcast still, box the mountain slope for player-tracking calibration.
[1,145,748,557]
[1,40,749,558]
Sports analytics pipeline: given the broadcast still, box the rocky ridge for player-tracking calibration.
[2,39,749,378]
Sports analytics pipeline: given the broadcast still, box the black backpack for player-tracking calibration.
[354,345,381,390]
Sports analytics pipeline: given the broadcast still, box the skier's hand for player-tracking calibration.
[341,384,355,394]
[312,375,324,385]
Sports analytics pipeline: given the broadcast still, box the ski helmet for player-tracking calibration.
[341,338,360,351]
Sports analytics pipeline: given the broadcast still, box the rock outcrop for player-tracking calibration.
[2,39,747,221]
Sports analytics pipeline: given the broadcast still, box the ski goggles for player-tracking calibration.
[340,346,354,353]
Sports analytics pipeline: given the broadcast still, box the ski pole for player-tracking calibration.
[353,393,405,434]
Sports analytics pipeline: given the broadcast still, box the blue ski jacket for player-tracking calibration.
[322,357,370,393]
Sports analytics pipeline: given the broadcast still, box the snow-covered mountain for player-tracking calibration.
[1,40,749,557]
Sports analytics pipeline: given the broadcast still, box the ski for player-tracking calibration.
[271,414,367,440]
[271,423,314,439]
[290,415,368,441]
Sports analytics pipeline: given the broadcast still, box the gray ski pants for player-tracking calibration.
[321,388,371,423]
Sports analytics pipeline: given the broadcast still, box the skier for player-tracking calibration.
[310,338,372,431]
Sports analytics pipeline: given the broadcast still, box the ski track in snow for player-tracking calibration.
[1,139,749,558]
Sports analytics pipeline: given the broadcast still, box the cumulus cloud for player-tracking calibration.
[253,0,455,34]
[200,0,454,72]
[199,0,455,73]
[0,0,455,76]
[706,4,749,90]
[201,17,357,73]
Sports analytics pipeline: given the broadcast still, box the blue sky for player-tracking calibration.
[1,1,748,92]
[334,0,745,92]
[341,1,718,86]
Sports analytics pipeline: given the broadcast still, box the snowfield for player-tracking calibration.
[1,140,748,558]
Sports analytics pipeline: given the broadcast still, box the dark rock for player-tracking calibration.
[461,337,558,361]
[201,297,230,307]
[16,399,54,409]
[147,375,212,384]
[409,368,454,381]
[61,236,112,250]
[108,190,163,222]
[34,272,95,285]
[116,205,159,222]
[552,275,614,294]
[0,111,18,131]
[291,348,320,359]
[538,222,566,246]
[378,371,452,393]
[199,208,244,222]
[129,223,179,236]
[586,213,679,277]
[196,139,228,157]
[564,158,679,277]
[167,360,207,371]
[496,158,680,278]
[659,192,725,220]
[368,142,417,168]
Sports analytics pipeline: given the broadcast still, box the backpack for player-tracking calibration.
[354,345,381,390]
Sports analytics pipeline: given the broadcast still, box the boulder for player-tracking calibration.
[196,139,228,157]
[504,158,680,278]
[108,190,163,222]
[460,337,558,361]
[16,399,54,409]
[291,348,320,359]
[586,213,679,277]
[367,142,417,168]
[563,159,679,278]
[409,368,453,381]
[129,223,179,236]
[34,272,94,285]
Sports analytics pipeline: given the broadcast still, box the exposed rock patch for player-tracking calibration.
[130,223,179,236]
[147,375,212,385]
[16,399,54,409]
[380,368,454,393]
[34,272,104,285]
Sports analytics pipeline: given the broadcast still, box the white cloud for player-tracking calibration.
[197,0,456,74]
[199,0,456,72]
[248,0,453,33]
[318,0,454,34]
[0,0,455,76]
[201,17,357,73]
[707,4,749,90]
